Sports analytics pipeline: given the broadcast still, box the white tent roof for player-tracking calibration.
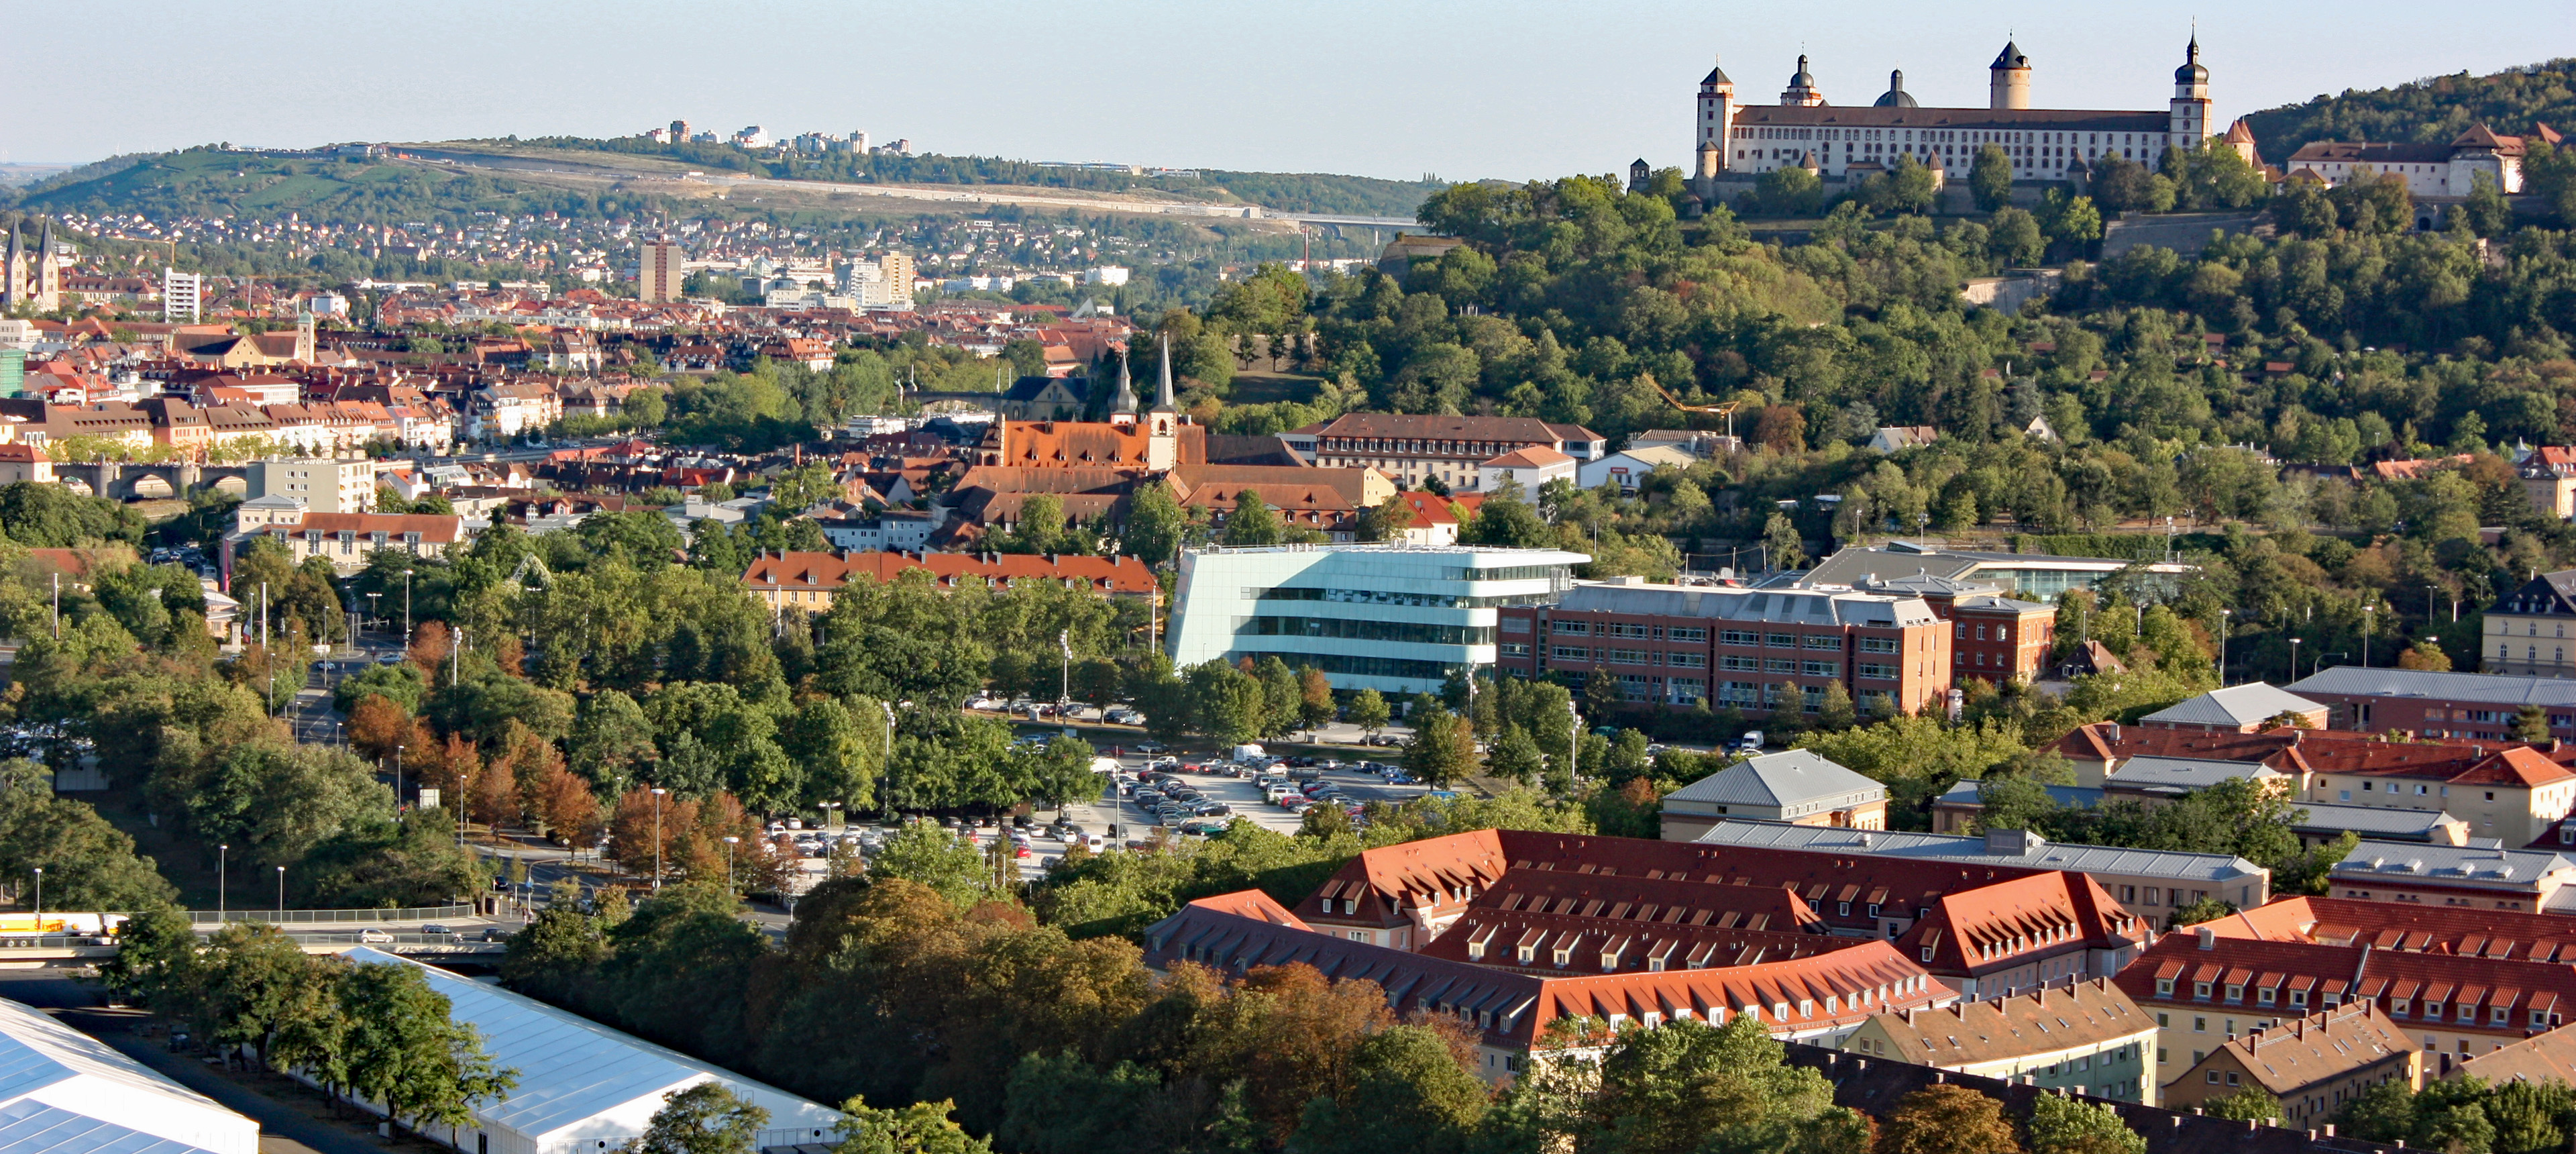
[0,999,257,1154]
[342,949,843,1150]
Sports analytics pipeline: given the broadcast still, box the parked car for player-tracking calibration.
[419,924,453,937]
[1132,741,1167,754]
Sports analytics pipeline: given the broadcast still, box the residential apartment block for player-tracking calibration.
[2481,568,2576,677]
[2286,666,2576,743]
[1493,578,1950,718]
[2161,1004,2421,1124]
[1300,413,1604,491]
[2119,896,2576,1080]
[1843,980,2158,1103]
[247,458,377,514]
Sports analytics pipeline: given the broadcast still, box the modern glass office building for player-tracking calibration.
[1167,544,1591,694]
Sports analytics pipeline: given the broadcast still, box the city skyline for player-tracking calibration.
[3,0,2565,183]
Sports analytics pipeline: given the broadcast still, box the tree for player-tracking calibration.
[1185,660,1268,745]
[1970,144,2015,212]
[1488,725,1544,784]
[1876,1085,2023,1154]
[2200,1086,2282,1124]
[868,821,987,908]
[1122,480,1185,566]
[1403,711,1479,788]
[2026,1094,2146,1154]
[336,959,517,1133]
[1298,668,1337,731]
[1288,1025,1485,1154]
[2171,895,2236,927]
[1350,688,1391,736]
[0,761,179,911]
[2398,639,2452,671]
[830,1096,994,1154]
[1224,490,1282,546]
[2513,704,2553,743]
[1762,512,1805,570]
[1462,481,1552,548]
[629,1083,770,1154]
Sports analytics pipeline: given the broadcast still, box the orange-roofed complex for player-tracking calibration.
[2116,910,2576,1086]
[1290,828,2145,998]
[1146,896,1952,1082]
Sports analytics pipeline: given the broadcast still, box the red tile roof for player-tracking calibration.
[739,549,1157,595]
[1146,900,1951,1050]
[2206,896,2576,963]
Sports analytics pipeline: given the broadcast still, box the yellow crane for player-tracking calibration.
[1647,380,1743,443]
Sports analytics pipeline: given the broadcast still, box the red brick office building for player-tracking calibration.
[1494,578,1952,718]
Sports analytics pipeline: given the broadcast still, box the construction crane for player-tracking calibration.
[1646,379,1743,444]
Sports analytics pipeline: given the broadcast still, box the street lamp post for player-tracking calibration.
[2363,605,2375,667]
[365,592,380,639]
[2289,637,2301,685]
[217,845,227,919]
[31,868,41,921]
[651,788,667,890]
[274,866,285,916]
[2218,609,2232,686]
[722,836,740,895]
[1566,698,1580,782]
[1058,629,1072,715]
[394,745,405,813]
[403,569,413,642]
[879,700,896,816]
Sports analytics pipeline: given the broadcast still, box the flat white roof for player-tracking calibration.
[0,999,256,1154]
[341,949,841,1147]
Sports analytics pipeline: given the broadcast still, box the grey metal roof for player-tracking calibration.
[1551,582,1939,628]
[2104,755,2285,792]
[2326,841,2575,884]
[1664,750,1884,809]
[1932,780,2105,809]
[2137,683,2326,728]
[1693,819,2263,882]
[2286,803,2458,837]
[2286,666,2576,709]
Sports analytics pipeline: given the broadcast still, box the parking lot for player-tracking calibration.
[767,747,1437,884]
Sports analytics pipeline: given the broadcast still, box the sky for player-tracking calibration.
[5,0,2568,182]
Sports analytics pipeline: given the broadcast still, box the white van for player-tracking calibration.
[1230,744,1268,764]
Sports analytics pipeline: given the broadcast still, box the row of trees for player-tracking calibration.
[101,918,514,1133]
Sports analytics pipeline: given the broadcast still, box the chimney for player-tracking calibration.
[2197,926,2216,950]
[2107,723,2121,744]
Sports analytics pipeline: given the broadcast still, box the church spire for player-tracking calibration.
[1108,344,1140,423]
[1151,332,1177,412]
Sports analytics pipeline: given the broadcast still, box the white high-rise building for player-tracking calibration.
[162,268,202,324]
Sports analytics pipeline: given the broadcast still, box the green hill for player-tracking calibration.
[2242,58,2576,159]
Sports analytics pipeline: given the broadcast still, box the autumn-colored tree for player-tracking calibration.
[497,721,566,819]
[1220,963,1399,1141]
[471,751,519,829]
[1875,1085,2023,1154]
[1298,668,1337,731]
[409,619,455,677]
[416,731,481,811]
[609,786,699,881]
[528,764,600,843]
[347,694,411,763]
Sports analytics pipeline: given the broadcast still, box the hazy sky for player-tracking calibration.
[5,1,2567,182]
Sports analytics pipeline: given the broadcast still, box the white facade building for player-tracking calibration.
[337,950,843,1154]
[248,458,378,513]
[1167,544,1591,695]
[0,996,258,1154]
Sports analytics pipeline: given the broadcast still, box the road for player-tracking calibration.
[390,146,1419,228]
